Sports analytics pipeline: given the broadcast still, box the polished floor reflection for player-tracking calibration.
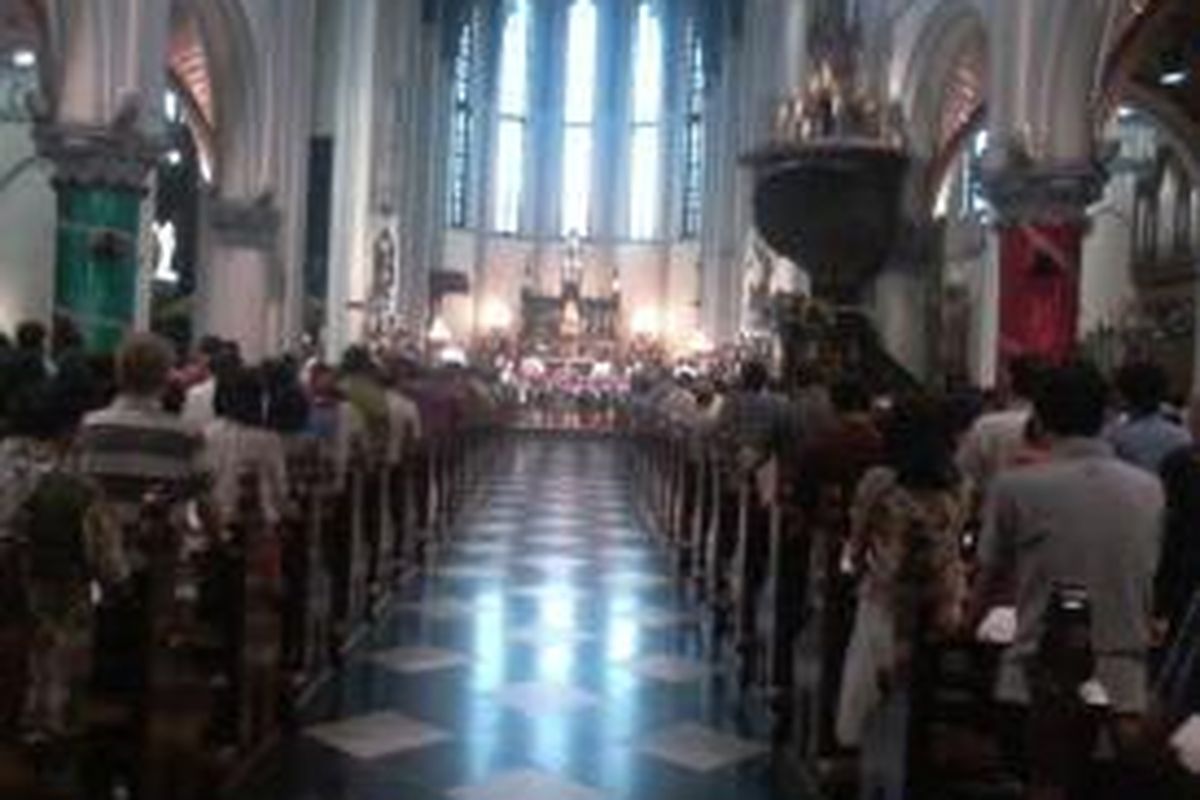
[241,436,803,800]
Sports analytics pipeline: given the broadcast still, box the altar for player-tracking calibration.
[519,233,621,360]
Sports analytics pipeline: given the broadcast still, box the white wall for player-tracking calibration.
[0,123,55,333]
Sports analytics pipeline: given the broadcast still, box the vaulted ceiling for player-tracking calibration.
[1125,0,1200,127]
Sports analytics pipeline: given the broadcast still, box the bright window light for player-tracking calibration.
[11,48,36,69]
[164,90,181,123]
[561,0,597,236]
[493,0,530,234]
[1161,71,1188,86]
[629,1,663,239]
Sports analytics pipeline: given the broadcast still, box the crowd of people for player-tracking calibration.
[0,320,505,757]
[3,312,1200,794]
[630,354,1200,793]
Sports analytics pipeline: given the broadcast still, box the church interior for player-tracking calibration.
[2,0,1200,798]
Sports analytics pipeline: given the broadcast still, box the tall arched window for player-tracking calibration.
[494,0,531,234]
[681,22,705,239]
[561,0,597,236]
[448,19,476,228]
[629,0,663,240]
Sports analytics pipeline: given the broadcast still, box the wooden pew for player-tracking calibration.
[225,471,282,763]
[323,459,369,654]
[7,413,497,800]
[129,493,219,800]
[281,439,334,703]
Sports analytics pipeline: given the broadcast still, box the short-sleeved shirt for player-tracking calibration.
[385,390,423,465]
[76,394,208,507]
[203,419,289,526]
[1106,413,1192,474]
[979,437,1163,713]
[956,406,1031,492]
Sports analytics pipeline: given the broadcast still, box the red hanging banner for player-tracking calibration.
[997,221,1084,365]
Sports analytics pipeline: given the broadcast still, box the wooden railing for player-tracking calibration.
[630,415,1197,799]
[0,420,497,799]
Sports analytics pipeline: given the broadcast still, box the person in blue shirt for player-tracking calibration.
[1107,361,1191,473]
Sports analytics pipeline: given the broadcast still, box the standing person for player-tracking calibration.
[203,366,289,528]
[304,362,342,442]
[711,359,797,472]
[973,362,1164,798]
[1107,361,1191,474]
[957,355,1047,494]
[800,377,885,504]
[1155,394,1200,640]
[182,338,239,427]
[0,380,127,741]
[14,320,52,380]
[383,374,422,470]
[338,346,390,462]
[837,398,968,749]
[76,333,212,515]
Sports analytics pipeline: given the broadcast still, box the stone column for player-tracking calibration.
[35,123,159,352]
[198,196,280,362]
[978,0,1112,368]
[985,165,1105,364]
[324,0,381,358]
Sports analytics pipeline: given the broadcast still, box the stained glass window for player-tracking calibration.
[681,23,705,238]
[448,19,475,228]
[561,0,597,236]
[629,0,663,240]
[494,0,530,233]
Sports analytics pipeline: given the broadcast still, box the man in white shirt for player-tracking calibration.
[956,355,1047,493]
[183,338,238,427]
[385,385,423,468]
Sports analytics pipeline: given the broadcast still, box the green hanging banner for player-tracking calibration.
[53,185,142,352]
[36,121,159,353]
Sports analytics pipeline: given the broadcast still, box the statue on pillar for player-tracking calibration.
[564,229,584,288]
[367,228,398,345]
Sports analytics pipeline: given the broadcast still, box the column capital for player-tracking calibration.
[208,194,281,250]
[983,161,1107,226]
[34,121,161,192]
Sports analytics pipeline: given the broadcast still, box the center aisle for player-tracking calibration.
[245,435,797,800]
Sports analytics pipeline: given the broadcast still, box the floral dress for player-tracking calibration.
[0,438,128,738]
[835,467,968,747]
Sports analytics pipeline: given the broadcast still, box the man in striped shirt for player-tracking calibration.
[77,333,211,514]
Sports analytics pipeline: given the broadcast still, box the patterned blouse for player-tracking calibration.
[847,466,968,641]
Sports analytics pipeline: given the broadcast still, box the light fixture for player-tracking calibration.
[11,48,36,69]
[428,315,453,344]
[1117,106,1135,120]
[438,345,467,366]
[630,307,661,338]
[163,90,180,122]
[1161,71,1188,87]
[164,149,183,166]
[481,298,513,332]
[687,329,713,354]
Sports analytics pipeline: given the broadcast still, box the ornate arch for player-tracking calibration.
[182,0,262,195]
[895,0,986,155]
[891,0,987,211]
[1097,0,1172,115]
[0,0,58,110]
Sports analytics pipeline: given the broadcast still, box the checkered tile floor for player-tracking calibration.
[237,435,796,800]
